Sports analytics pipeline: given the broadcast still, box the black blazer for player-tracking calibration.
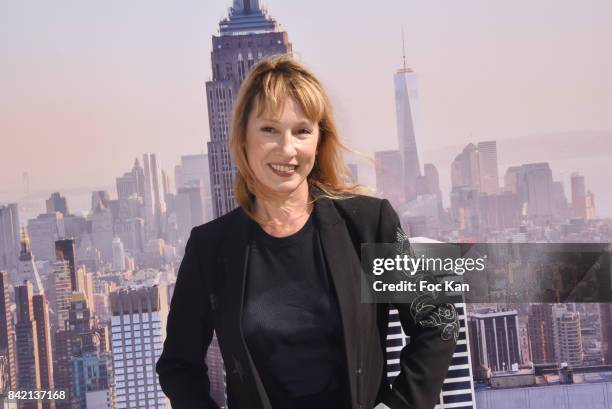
[156,195,458,409]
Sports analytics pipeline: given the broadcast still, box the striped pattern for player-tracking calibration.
[386,300,476,409]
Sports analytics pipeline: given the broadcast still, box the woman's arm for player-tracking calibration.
[377,199,459,409]
[155,227,221,409]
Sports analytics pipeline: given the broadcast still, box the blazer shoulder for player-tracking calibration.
[190,206,244,241]
[332,194,385,216]
[332,194,398,223]
[331,194,399,242]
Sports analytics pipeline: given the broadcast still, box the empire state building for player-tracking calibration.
[206,0,293,218]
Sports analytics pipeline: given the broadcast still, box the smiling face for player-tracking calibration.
[245,97,320,198]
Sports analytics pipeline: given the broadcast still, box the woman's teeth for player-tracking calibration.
[270,164,296,173]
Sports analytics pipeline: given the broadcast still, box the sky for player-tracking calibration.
[1,0,611,215]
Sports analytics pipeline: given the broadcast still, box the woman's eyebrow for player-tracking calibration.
[258,118,315,127]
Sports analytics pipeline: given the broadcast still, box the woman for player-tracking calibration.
[156,54,458,409]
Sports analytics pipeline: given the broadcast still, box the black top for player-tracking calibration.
[242,213,351,409]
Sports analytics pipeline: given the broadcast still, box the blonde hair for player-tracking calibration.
[229,54,367,221]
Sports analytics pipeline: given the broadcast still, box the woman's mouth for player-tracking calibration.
[269,163,297,177]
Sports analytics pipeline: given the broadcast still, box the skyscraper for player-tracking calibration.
[149,153,166,238]
[522,162,554,220]
[0,203,22,274]
[110,285,169,409]
[55,239,78,292]
[52,260,72,331]
[374,150,404,210]
[528,304,555,364]
[54,292,110,409]
[571,172,587,219]
[0,271,17,390]
[17,228,44,294]
[477,141,500,195]
[175,184,207,242]
[46,192,69,216]
[28,212,65,262]
[14,281,42,409]
[32,293,55,409]
[451,144,481,191]
[175,154,213,223]
[394,63,422,202]
[68,293,114,409]
[467,308,521,374]
[552,305,583,367]
[207,0,292,218]
[111,237,126,272]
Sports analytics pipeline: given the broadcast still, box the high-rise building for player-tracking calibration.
[570,172,587,219]
[149,153,166,238]
[14,281,42,409]
[28,212,65,262]
[46,192,69,216]
[16,228,44,293]
[0,205,20,283]
[55,239,78,292]
[599,304,612,364]
[52,260,72,331]
[423,163,441,200]
[114,218,145,254]
[111,237,126,272]
[90,204,114,262]
[116,171,139,203]
[528,304,555,364]
[503,166,522,194]
[468,308,521,375]
[110,285,169,409]
[394,61,422,202]
[54,292,110,409]
[477,141,500,195]
[552,181,570,220]
[451,144,481,191]
[375,150,404,209]
[69,293,114,409]
[450,188,481,234]
[207,1,292,218]
[91,191,111,213]
[585,190,596,220]
[0,204,20,275]
[0,271,17,390]
[142,154,156,240]
[206,336,226,408]
[552,306,583,367]
[522,163,554,220]
[175,154,213,222]
[503,163,554,221]
[32,293,55,409]
[175,184,207,242]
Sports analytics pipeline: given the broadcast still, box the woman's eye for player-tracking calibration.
[297,128,312,135]
[260,127,276,133]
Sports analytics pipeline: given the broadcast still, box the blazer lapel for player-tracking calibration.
[219,208,273,409]
[315,198,363,409]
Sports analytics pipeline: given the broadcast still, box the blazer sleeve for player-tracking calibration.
[377,199,459,409]
[155,227,220,409]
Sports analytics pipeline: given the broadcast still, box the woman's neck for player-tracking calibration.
[254,185,313,236]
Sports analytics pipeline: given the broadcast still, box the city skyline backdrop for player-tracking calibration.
[1,0,611,215]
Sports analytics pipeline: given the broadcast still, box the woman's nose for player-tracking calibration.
[279,132,297,156]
